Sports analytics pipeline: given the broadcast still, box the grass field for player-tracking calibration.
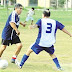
[0,8,72,72]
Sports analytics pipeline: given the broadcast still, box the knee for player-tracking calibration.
[2,47,6,51]
[28,48,33,53]
[19,43,22,48]
[26,49,33,56]
[17,43,22,48]
[1,45,7,51]
[49,53,56,59]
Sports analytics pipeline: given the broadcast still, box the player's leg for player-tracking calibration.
[31,20,33,25]
[31,17,33,25]
[26,48,33,56]
[11,43,22,63]
[24,17,30,24]
[19,43,34,68]
[15,43,22,56]
[49,53,61,68]
[45,45,62,70]
[0,39,9,59]
[11,37,22,63]
[19,48,33,68]
[0,45,7,58]
[19,43,43,68]
[49,53,63,70]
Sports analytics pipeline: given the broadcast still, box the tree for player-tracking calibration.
[10,0,16,4]
[29,0,38,6]
[58,0,66,7]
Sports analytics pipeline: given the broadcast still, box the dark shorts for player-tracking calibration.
[31,43,55,55]
[1,36,21,46]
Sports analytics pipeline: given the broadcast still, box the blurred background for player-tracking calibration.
[0,0,72,11]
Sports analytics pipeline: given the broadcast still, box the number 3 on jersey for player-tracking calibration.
[46,23,52,33]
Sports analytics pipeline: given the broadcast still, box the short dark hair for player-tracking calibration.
[32,7,35,10]
[14,3,23,10]
[43,9,50,17]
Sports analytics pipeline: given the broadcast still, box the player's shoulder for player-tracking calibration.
[11,11,15,14]
[55,20,61,24]
[11,11,18,16]
[37,18,42,22]
[36,19,42,25]
[11,11,19,19]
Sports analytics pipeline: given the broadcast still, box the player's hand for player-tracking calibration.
[16,30,20,36]
[23,23,26,27]
[70,34,72,37]
[20,22,26,27]
[28,24,37,29]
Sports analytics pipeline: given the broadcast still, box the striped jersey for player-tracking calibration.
[35,18,65,47]
[2,11,20,40]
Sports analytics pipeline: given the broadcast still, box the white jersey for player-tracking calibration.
[35,18,64,47]
[27,10,34,17]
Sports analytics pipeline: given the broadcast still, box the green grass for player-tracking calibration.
[0,8,72,72]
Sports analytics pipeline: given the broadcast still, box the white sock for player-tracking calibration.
[12,55,17,58]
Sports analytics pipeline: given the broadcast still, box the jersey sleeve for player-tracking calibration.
[9,12,17,24]
[56,21,65,30]
[36,19,41,27]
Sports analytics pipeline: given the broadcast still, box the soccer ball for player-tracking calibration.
[0,60,8,69]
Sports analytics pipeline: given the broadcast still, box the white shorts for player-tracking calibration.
[26,16,34,21]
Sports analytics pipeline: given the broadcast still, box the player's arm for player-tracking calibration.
[20,22,26,27]
[10,22,20,35]
[29,24,38,29]
[62,28,72,37]
[57,21,72,37]
[29,19,41,29]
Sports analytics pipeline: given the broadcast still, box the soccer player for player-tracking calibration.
[17,9,72,70]
[24,7,35,25]
[0,3,26,63]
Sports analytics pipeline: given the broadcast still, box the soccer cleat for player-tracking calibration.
[11,59,15,63]
[57,67,64,71]
[11,57,16,63]
[15,59,22,69]
[19,65,22,69]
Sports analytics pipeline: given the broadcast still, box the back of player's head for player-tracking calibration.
[32,7,35,10]
[14,3,23,10]
[43,9,50,17]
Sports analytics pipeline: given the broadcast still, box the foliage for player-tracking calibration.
[58,0,66,7]
[29,0,38,4]
[10,0,16,4]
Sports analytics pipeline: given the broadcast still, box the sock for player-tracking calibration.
[20,54,29,66]
[53,58,61,68]
[12,55,17,59]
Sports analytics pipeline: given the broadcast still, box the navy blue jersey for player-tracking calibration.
[35,18,65,47]
[2,11,20,40]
